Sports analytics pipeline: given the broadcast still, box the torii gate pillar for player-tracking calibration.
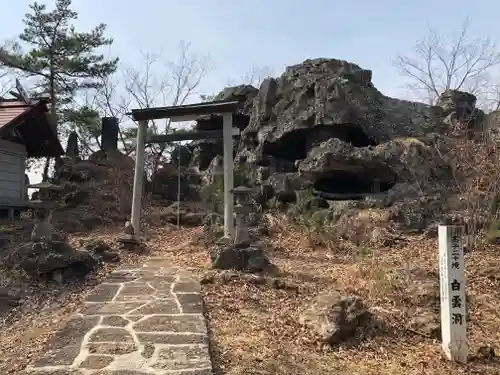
[130,120,147,237]
[129,115,236,239]
[222,112,234,237]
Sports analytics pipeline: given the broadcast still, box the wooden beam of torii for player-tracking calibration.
[145,128,240,143]
[126,99,243,239]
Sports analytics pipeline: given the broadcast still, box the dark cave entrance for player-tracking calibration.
[262,129,309,162]
[313,170,395,200]
[262,124,377,163]
[323,123,377,148]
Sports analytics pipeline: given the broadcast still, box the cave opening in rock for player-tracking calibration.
[313,170,395,199]
[262,130,309,162]
[330,123,377,148]
[262,124,377,163]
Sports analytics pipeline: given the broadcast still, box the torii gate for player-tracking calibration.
[127,99,242,239]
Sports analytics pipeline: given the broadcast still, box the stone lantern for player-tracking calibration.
[231,186,254,246]
[27,181,63,242]
[28,181,63,220]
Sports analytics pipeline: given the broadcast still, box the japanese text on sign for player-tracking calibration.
[439,225,467,363]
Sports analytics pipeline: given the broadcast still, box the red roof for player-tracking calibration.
[0,99,64,157]
[0,100,34,129]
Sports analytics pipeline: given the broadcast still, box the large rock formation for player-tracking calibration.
[244,58,438,153]
[176,58,489,242]
[232,59,454,200]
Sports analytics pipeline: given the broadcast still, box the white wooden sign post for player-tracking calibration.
[438,225,468,363]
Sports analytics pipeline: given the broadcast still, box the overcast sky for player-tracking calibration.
[1,0,500,183]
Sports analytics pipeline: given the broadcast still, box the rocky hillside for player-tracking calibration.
[154,58,498,245]
[45,150,137,232]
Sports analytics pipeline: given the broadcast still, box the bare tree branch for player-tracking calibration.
[491,84,500,112]
[92,74,133,154]
[122,41,212,174]
[226,65,274,88]
[395,18,500,106]
[0,68,11,97]
[68,42,211,171]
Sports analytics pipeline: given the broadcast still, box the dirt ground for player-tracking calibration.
[152,218,500,375]
[1,214,499,375]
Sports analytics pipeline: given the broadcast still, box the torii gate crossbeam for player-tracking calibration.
[126,99,243,240]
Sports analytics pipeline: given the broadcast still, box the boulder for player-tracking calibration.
[210,242,271,272]
[438,89,476,117]
[389,194,445,232]
[476,346,496,360]
[186,85,260,173]
[297,138,394,197]
[333,208,396,246]
[56,160,106,183]
[7,240,97,278]
[85,239,120,263]
[52,149,142,229]
[201,156,224,186]
[299,290,372,345]
[215,84,259,115]
[88,149,135,169]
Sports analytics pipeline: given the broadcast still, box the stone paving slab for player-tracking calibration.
[24,258,213,375]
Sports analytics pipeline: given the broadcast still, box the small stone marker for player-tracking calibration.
[438,225,467,363]
[101,117,119,152]
[66,131,79,159]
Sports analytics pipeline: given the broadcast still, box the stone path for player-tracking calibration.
[24,257,212,375]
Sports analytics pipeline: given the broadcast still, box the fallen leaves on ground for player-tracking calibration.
[151,219,500,375]
[1,216,499,375]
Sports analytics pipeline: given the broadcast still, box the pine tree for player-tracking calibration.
[0,0,118,178]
